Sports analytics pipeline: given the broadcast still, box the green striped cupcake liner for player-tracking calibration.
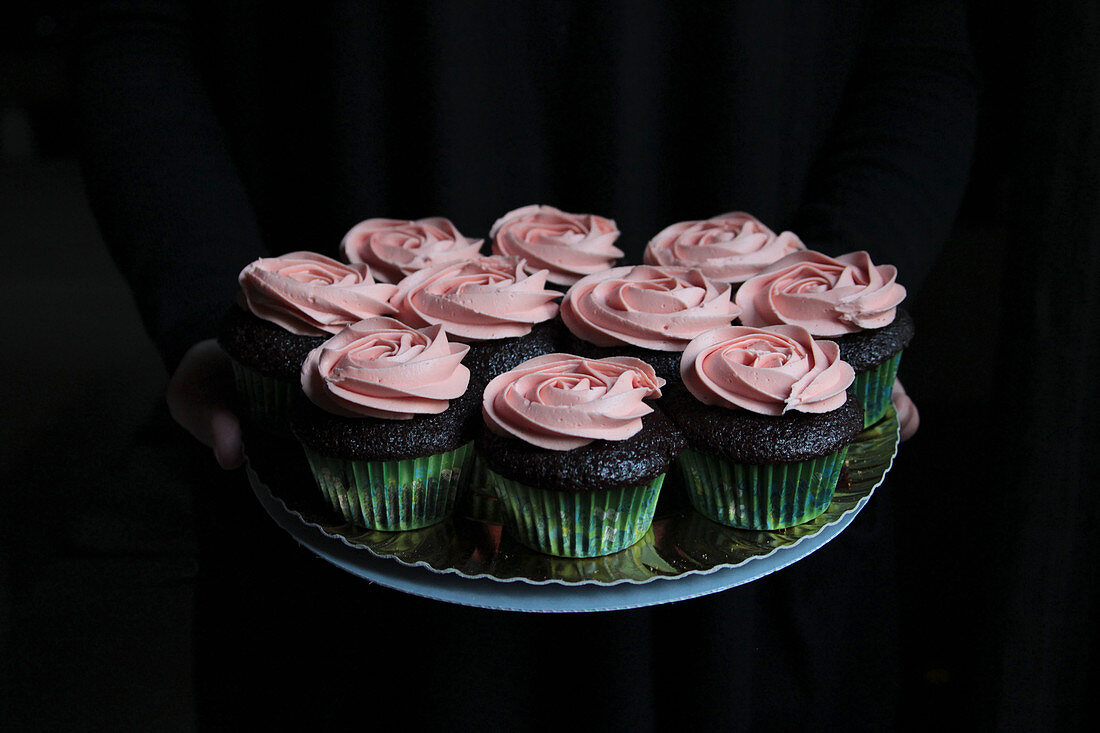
[679,446,849,530]
[230,360,297,436]
[303,441,473,531]
[487,470,665,558]
[461,452,505,524]
[852,351,903,428]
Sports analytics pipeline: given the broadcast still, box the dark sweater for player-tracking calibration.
[71,0,978,372]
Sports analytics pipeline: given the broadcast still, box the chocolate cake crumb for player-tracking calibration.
[217,305,325,381]
[829,307,914,372]
[290,388,481,461]
[464,318,567,389]
[661,387,865,464]
[571,341,684,388]
[476,409,687,492]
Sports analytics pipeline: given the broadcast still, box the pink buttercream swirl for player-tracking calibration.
[735,250,906,335]
[301,317,470,419]
[643,211,805,284]
[238,251,398,336]
[482,353,665,451]
[681,325,854,416]
[490,204,624,286]
[561,265,742,351]
[339,217,484,283]
[391,255,561,342]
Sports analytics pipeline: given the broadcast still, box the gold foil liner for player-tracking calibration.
[250,406,899,585]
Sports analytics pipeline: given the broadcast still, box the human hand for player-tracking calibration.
[166,339,243,469]
[891,378,919,442]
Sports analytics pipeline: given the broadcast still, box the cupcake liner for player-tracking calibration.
[679,447,849,530]
[231,360,298,435]
[461,452,505,524]
[488,470,665,558]
[852,351,903,428]
[303,442,473,531]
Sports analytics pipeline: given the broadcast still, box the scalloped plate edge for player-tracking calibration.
[249,411,899,589]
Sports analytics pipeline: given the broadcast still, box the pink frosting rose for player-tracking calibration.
[339,217,484,283]
[561,265,742,351]
[391,255,561,342]
[681,325,854,416]
[735,250,906,335]
[643,211,805,284]
[490,204,623,286]
[301,317,470,419]
[238,251,398,336]
[482,353,665,451]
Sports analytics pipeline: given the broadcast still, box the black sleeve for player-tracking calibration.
[790,0,979,294]
[71,0,267,372]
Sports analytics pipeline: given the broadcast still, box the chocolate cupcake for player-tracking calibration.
[735,249,912,427]
[559,264,741,387]
[338,216,483,283]
[477,354,685,557]
[671,325,863,530]
[291,317,478,531]
[390,254,567,522]
[643,211,805,285]
[390,254,564,388]
[217,251,398,434]
[490,204,623,290]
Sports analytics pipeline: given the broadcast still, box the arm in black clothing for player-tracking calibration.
[72,0,267,373]
[791,0,979,294]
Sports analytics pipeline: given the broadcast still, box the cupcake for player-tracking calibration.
[291,317,478,531]
[390,254,565,388]
[390,254,566,522]
[490,204,623,289]
[734,249,912,427]
[339,216,483,283]
[217,251,398,434]
[668,325,863,530]
[643,211,805,285]
[559,264,741,386]
[477,354,685,557]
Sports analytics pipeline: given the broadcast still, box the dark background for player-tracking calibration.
[2,2,1096,730]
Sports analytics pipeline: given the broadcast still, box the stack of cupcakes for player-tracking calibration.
[389,254,564,387]
[225,205,912,550]
[559,264,742,386]
[735,250,912,427]
[384,252,566,522]
[218,251,398,435]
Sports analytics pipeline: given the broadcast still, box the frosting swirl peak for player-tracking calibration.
[643,211,805,284]
[681,325,854,415]
[301,317,470,419]
[391,255,561,342]
[561,265,741,351]
[339,216,483,283]
[482,353,665,451]
[238,251,398,336]
[735,250,906,335]
[490,204,623,286]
